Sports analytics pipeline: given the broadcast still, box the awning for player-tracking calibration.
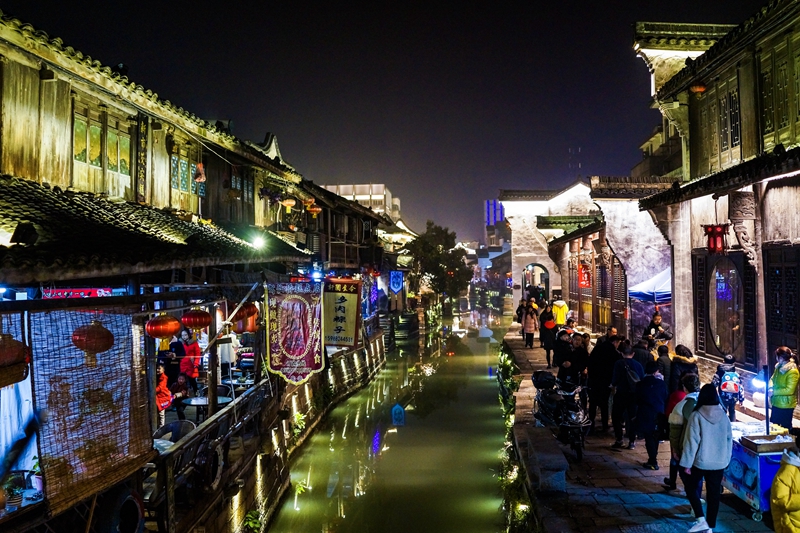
[628,268,671,304]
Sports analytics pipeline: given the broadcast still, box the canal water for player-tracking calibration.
[267,315,506,532]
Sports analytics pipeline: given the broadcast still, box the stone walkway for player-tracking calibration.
[505,330,774,533]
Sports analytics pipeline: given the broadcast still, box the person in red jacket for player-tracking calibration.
[156,363,172,427]
[179,329,202,394]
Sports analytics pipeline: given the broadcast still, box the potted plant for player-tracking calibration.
[31,456,43,492]
[3,478,24,509]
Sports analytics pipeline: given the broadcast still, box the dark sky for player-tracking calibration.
[2,1,767,241]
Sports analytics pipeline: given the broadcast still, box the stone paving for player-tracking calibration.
[505,329,774,533]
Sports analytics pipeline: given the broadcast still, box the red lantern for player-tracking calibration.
[242,302,259,318]
[281,198,296,213]
[0,333,27,367]
[145,314,182,339]
[303,198,315,208]
[702,224,729,254]
[234,314,258,334]
[72,320,114,368]
[307,205,322,218]
[228,303,248,322]
[182,308,212,332]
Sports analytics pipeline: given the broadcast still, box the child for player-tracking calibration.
[155,364,172,427]
[712,354,744,421]
[169,373,190,421]
[772,445,800,532]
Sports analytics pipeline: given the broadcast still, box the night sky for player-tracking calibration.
[2,1,767,241]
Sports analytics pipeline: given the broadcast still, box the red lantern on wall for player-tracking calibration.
[702,224,729,254]
[145,314,182,339]
[181,308,212,332]
[242,302,259,318]
[234,314,258,334]
[228,303,248,322]
[0,333,27,367]
[72,320,114,368]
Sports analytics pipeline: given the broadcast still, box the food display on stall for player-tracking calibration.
[723,421,795,522]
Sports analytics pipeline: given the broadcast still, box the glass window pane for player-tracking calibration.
[180,158,189,192]
[73,117,87,162]
[89,123,102,167]
[191,163,197,194]
[170,155,179,189]
[198,181,206,198]
[107,130,118,172]
[708,257,744,361]
[119,136,131,175]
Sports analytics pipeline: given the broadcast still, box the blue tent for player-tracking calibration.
[628,268,671,304]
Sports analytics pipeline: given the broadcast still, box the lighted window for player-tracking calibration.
[170,154,180,189]
[179,158,189,192]
[119,135,131,176]
[107,130,118,172]
[762,69,775,134]
[89,124,102,167]
[73,117,87,162]
[708,257,744,361]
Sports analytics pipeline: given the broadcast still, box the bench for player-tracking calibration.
[513,426,568,492]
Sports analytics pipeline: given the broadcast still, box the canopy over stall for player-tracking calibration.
[628,268,671,304]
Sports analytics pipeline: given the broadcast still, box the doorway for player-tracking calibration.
[522,264,549,303]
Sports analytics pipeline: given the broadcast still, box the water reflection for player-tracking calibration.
[268,313,505,533]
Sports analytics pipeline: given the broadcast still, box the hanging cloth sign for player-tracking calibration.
[389,271,404,294]
[266,282,323,385]
[323,279,362,348]
[392,402,405,426]
[578,264,592,289]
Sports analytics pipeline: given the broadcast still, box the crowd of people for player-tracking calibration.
[515,306,800,532]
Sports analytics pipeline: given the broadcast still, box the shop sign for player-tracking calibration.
[389,271,404,294]
[323,279,361,348]
[266,282,323,385]
[578,264,592,289]
[42,288,113,299]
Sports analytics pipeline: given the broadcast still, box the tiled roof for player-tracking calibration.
[536,215,602,233]
[657,1,798,99]
[548,219,605,247]
[633,22,736,50]
[591,176,676,199]
[498,179,589,202]
[0,176,308,284]
[0,9,298,180]
[639,145,800,210]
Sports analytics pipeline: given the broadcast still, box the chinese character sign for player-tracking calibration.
[266,282,323,385]
[389,271,404,294]
[323,279,362,348]
[578,264,592,289]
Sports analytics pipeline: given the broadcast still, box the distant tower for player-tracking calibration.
[568,147,582,176]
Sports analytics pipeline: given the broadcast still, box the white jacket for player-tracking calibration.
[680,404,733,471]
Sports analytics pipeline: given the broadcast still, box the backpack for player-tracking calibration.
[719,370,741,394]
[625,361,641,389]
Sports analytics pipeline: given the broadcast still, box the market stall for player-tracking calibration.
[722,421,795,521]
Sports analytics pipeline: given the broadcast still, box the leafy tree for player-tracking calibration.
[403,220,473,302]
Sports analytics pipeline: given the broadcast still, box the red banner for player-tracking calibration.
[578,264,592,289]
[42,288,113,299]
[266,282,323,385]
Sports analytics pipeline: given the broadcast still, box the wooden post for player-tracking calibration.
[208,306,218,416]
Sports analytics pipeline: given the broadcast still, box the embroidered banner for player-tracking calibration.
[266,282,323,385]
[323,279,362,348]
[389,270,404,294]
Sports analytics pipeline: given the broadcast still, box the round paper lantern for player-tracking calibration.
[281,198,296,213]
[228,303,248,322]
[0,333,27,367]
[72,320,114,368]
[182,308,212,332]
[307,205,322,218]
[242,302,259,318]
[145,314,182,339]
[303,198,315,208]
[233,314,257,334]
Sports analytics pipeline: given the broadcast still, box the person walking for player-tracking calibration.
[179,329,202,394]
[522,302,539,349]
[663,374,697,490]
[771,447,800,533]
[515,299,527,337]
[636,360,667,470]
[553,330,577,384]
[539,304,556,365]
[587,335,622,434]
[656,345,672,389]
[770,346,799,430]
[680,384,733,533]
[669,344,699,394]
[611,345,644,449]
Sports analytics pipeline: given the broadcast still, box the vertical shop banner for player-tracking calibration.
[323,279,362,348]
[266,282,323,385]
[578,264,592,288]
[389,270,404,294]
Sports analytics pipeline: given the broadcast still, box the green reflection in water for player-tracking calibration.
[268,333,505,533]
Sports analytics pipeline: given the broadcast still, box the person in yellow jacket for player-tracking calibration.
[771,448,800,533]
[769,346,799,431]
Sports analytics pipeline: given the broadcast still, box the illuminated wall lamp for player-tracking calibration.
[702,224,729,254]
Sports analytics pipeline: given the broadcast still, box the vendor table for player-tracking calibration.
[722,440,781,521]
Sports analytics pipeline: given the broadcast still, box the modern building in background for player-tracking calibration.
[322,183,402,222]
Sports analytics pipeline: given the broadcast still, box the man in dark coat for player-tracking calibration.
[635,360,668,469]
[596,326,617,349]
[633,339,653,370]
[611,345,645,449]
[587,335,622,433]
[553,329,578,383]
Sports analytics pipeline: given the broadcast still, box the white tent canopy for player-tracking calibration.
[628,268,671,304]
